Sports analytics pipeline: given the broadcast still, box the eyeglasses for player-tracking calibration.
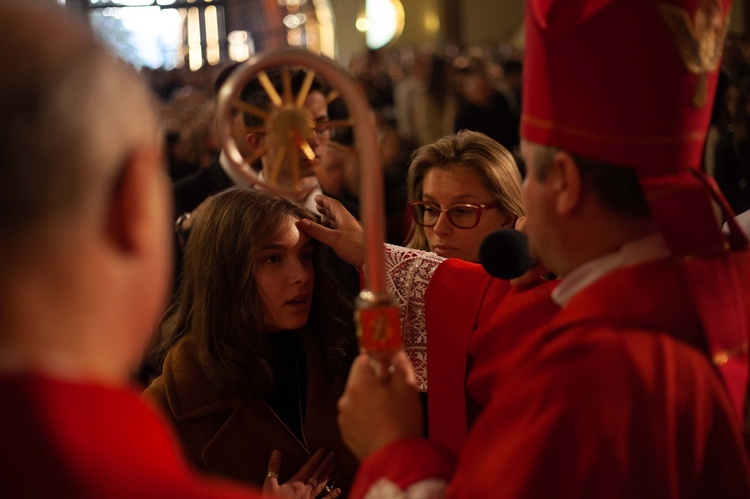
[251,120,335,140]
[312,120,336,140]
[409,201,500,229]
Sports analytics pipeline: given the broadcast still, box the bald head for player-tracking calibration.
[0,3,159,250]
[0,4,171,383]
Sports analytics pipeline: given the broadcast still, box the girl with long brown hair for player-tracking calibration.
[145,186,358,495]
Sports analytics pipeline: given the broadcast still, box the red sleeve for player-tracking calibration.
[349,438,456,499]
[425,259,506,453]
[447,328,750,498]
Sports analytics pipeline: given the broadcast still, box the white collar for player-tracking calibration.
[724,210,750,238]
[219,152,321,213]
[551,234,670,307]
[256,170,322,215]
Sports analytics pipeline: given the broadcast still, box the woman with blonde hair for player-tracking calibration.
[406,130,524,262]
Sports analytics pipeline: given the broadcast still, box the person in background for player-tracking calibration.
[405,130,524,263]
[453,55,520,152]
[500,59,523,120]
[414,54,458,147]
[145,187,358,495]
[170,64,239,229]
[704,78,738,178]
[0,3,332,498]
[173,67,332,239]
[392,50,427,146]
[715,77,750,215]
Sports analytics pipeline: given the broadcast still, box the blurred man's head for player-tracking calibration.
[0,2,171,383]
[213,62,254,161]
[239,68,331,189]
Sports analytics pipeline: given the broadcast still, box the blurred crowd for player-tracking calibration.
[707,33,750,216]
[143,43,525,246]
[145,34,750,224]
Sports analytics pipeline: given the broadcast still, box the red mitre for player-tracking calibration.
[522,0,727,172]
[522,0,750,424]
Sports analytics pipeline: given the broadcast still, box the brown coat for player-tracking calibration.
[143,337,358,495]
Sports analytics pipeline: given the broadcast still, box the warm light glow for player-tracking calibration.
[228,30,254,62]
[283,13,307,29]
[355,17,369,32]
[99,0,153,5]
[311,0,334,58]
[174,8,186,68]
[287,27,303,46]
[364,0,404,49]
[424,9,440,34]
[187,7,203,71]
[304,15,319,49]
[205,5,220,65]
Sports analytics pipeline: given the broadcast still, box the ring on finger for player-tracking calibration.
[266,471,279,479]
[307,477,318,487]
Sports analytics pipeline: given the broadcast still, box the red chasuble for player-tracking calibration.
[353,257,750,498]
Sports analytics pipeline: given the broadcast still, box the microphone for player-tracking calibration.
[479,229,535,279]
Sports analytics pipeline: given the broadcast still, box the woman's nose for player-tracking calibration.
[432,210,453,235]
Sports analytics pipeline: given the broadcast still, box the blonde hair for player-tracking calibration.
[405,130,524,251]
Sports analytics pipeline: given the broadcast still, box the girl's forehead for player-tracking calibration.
[265,215,310,247]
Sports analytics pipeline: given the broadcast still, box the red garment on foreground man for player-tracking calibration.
[333,0,750,497]
[0,373,255,498]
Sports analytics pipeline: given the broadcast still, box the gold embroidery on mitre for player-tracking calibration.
[659,0,729,108]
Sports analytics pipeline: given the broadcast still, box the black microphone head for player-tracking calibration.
[479,229,533,280]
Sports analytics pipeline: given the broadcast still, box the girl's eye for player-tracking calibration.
[262,254,281,264]
[301,250,314,261]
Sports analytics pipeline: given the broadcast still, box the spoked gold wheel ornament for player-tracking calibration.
[225,67,353,191]
[215,49,401,374]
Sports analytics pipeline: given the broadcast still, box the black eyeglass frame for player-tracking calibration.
[409,200,501,229]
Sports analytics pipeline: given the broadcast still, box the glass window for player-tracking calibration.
[83,0,335,70]
[89,6,184,69]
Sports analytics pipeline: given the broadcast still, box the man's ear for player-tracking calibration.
[107,146,162,254]
[247,133,263,150]
[551,151,583,217]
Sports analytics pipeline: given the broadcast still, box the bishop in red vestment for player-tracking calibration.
[326,0,750,497]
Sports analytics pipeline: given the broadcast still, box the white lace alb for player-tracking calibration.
[381,244,444,391]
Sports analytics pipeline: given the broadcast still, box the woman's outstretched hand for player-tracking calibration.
[298,194,365,268]
[262,448,341,498]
